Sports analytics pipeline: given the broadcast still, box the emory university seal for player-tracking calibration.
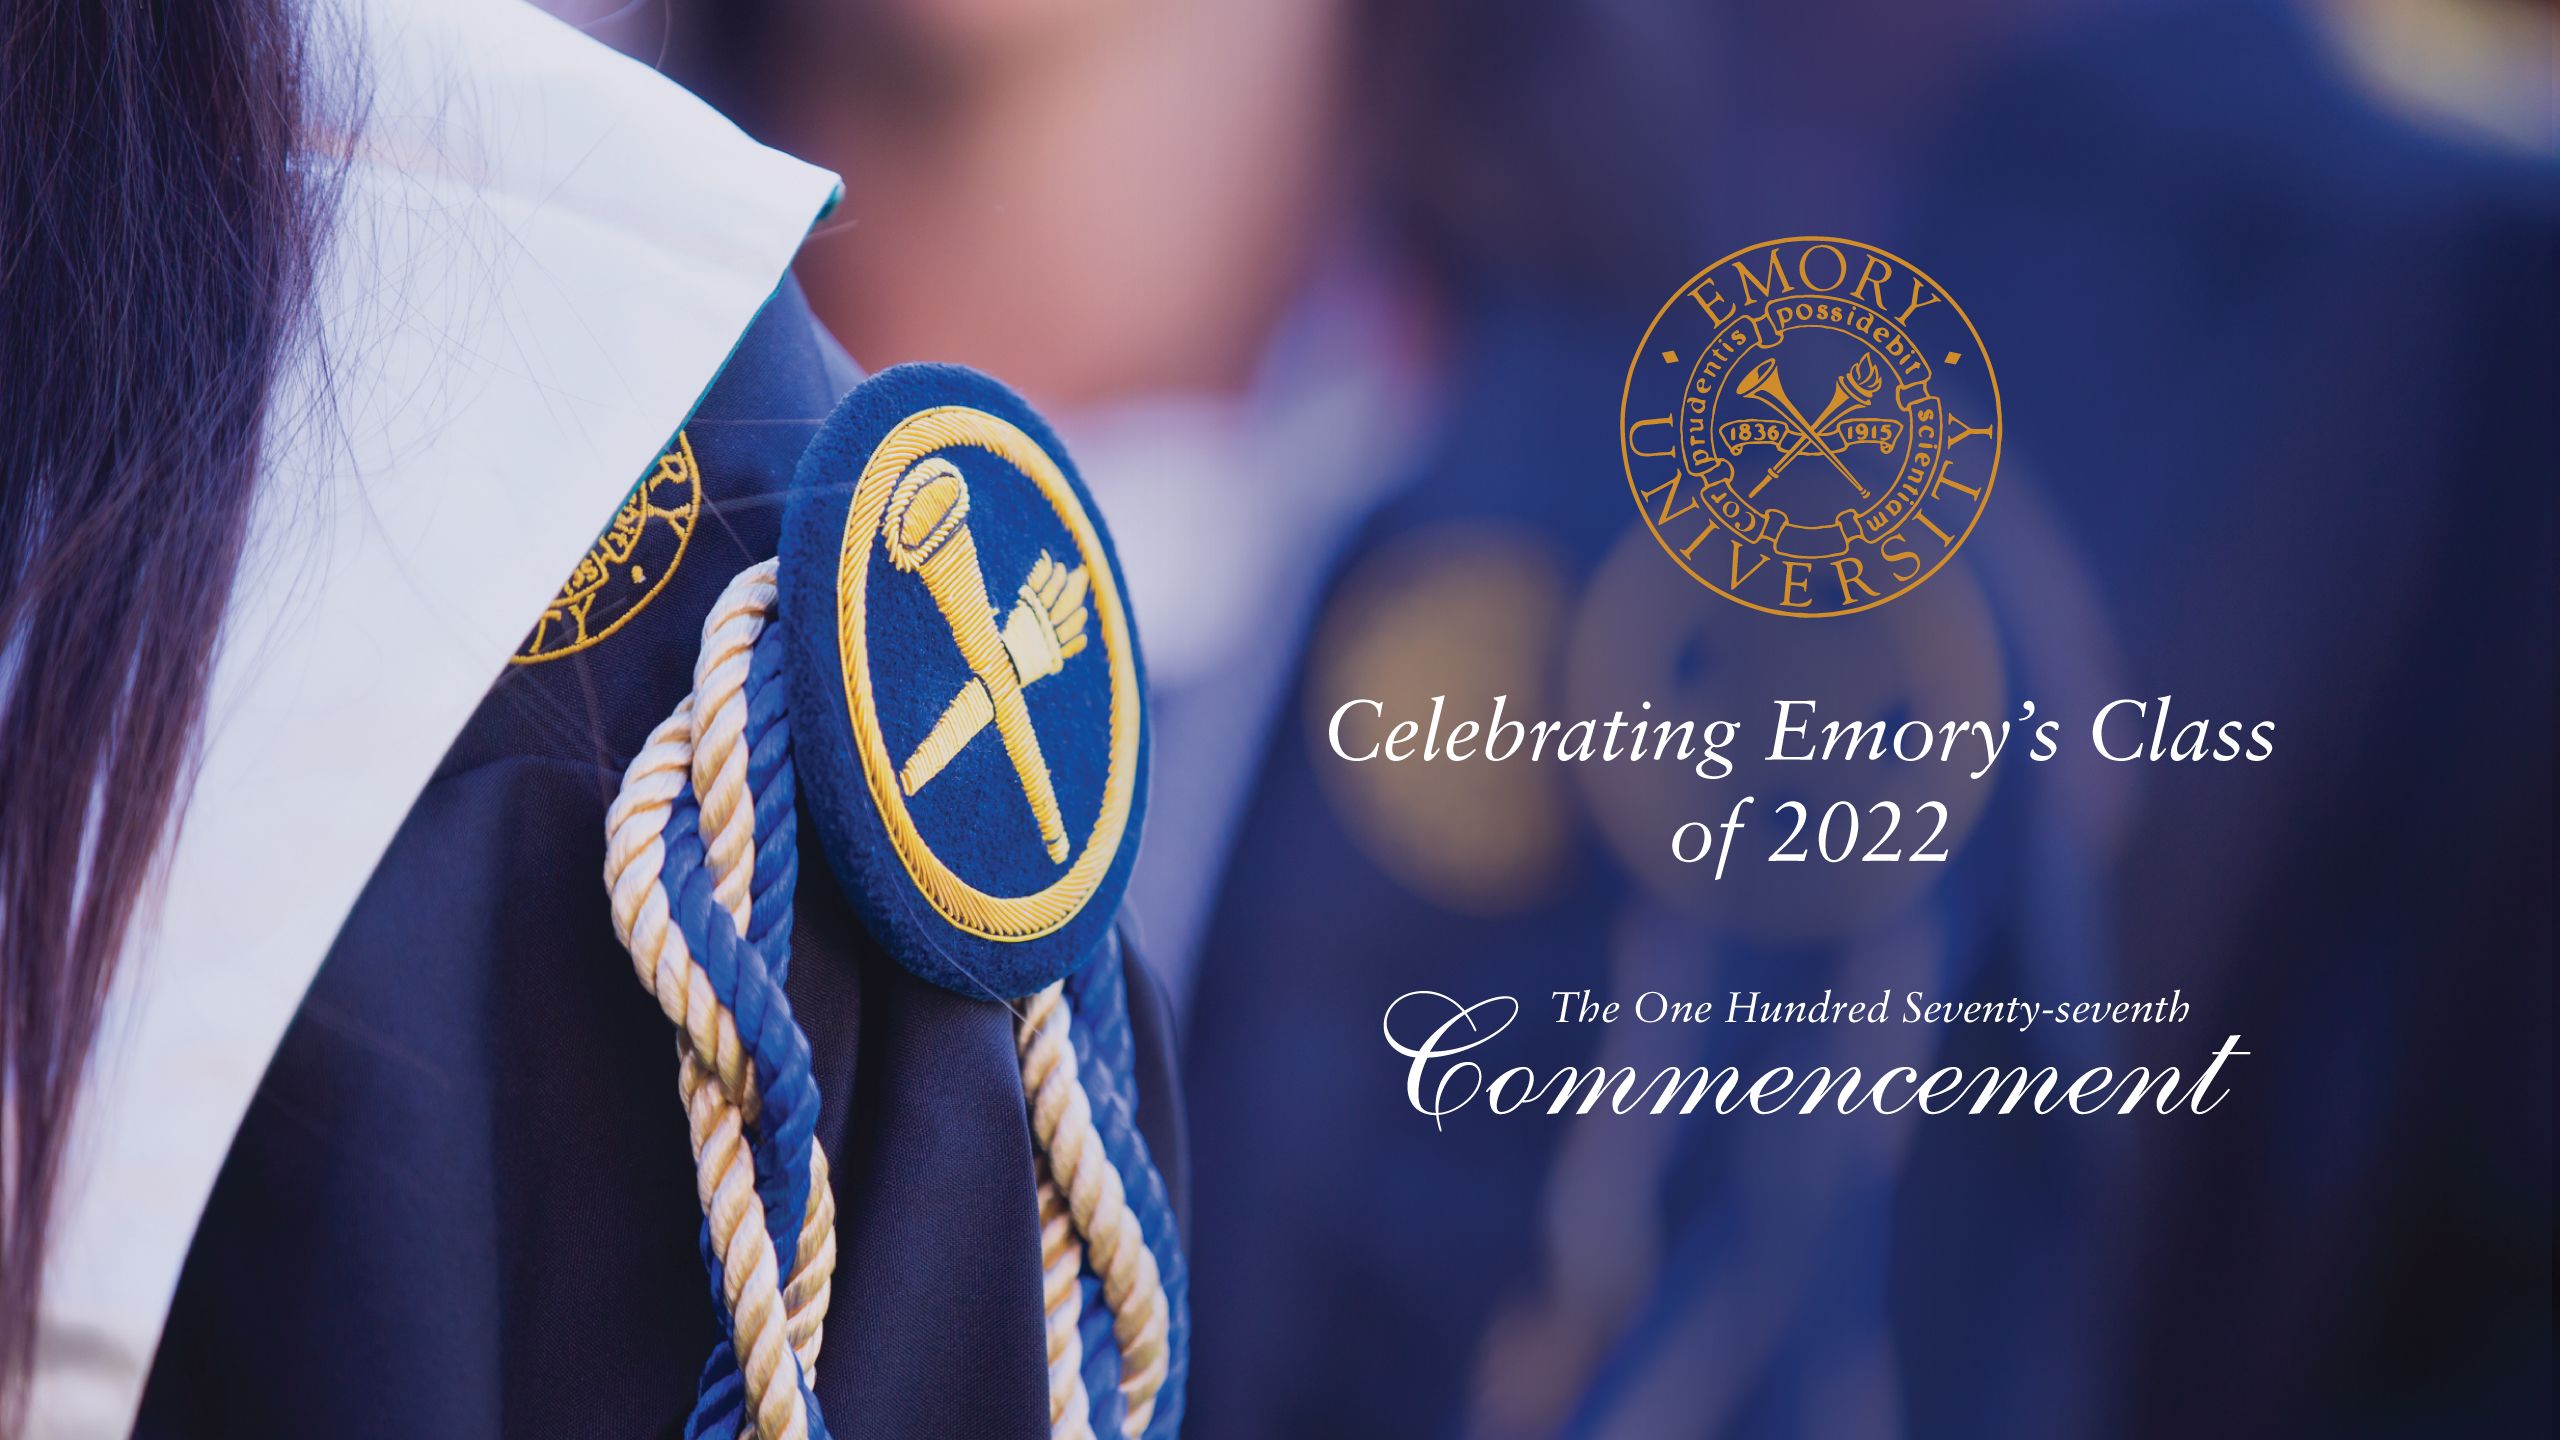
[1621,237,2000,616]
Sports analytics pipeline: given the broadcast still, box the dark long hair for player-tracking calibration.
[0,0,334,1416]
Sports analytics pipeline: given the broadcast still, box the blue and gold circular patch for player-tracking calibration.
[783,365,1147,997]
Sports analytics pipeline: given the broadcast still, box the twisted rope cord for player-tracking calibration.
[607,713,796,1414]
[609,701,757,1116]
[681,603,838,1433]
[644,755,829,1440]
[1038,1164,1099,1440]
[706,599,835,1364]
[606,561,835,1440]
[606,576,834,1300]
[612,705,804,1439]
[1063,940,1190,1440]
[1020,983,1172,1437]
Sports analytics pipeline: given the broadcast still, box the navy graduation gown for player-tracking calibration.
[134,277,1188,1439]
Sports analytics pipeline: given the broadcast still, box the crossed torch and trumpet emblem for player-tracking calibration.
[1734,352,1888,501]
[881,456,1093,866]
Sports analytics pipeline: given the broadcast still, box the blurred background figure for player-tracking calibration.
[552,0,2552,1435]
[568,0,1711,1005]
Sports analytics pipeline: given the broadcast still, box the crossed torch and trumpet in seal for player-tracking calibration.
[1735,352,1887,501]
[882,456,1093,865]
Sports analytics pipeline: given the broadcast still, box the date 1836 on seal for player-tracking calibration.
[1621,237,2000,616]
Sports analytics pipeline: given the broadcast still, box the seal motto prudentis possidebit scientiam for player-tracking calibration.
[1620,237,2001,617]
[782,363,1148,998]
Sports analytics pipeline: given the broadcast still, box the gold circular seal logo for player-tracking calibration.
[514,433,701,662]
[834,405,1142,942]
[1620,238,2000,617]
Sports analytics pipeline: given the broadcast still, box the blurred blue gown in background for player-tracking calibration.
[1179,1,2552,1436]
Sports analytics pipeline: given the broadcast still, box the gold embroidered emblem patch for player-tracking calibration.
[1620,238,2001,617]
[834,405,1142,943]
[513,433,702,663]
